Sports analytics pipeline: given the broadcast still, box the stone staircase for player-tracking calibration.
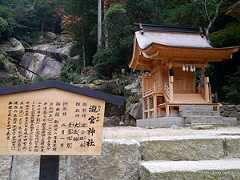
[179,105,238,128]
[140,135,240,179]
[137,104,238,128]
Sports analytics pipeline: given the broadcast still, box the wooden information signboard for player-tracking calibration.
[0,81,125,156]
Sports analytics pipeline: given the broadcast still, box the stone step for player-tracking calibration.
[179,105,220,116]
[137,117,184,128]
[184,116,238,126]
[140,135,240,161]
[141,159,240,180]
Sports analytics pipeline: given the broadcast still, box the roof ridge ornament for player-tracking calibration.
[139,23,144,35]
[199,27,206,38]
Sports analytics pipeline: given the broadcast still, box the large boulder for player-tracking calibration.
[129,102,143,120]
[20,52,62,79]
[19,40,73,80]
[0,38,25,59]
[104,116,122,127]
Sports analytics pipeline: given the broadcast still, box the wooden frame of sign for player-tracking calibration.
[0,80,125,156]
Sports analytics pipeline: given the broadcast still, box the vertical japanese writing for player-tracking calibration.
[5,96,104,155]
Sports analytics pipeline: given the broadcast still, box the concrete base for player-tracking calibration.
[137,117,184,128]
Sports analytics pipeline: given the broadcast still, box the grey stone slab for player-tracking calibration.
[223,117,238,126]
[184,116,224,125]
[10,156,40,180]
[59,156,68,180]
[140,138,224,161]
[137,117,184,129]
[0,156,12,180]
[225,138,240,158]
[179,105,220,116]
[141,159,240,180]
[65,139,141,180]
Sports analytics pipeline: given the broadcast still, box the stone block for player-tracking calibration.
[0,156,12,180]
[140,137,224,161]
[225,138,240,158]
[10,156,40,180]
[65,139,141,180]
[137,117,184,129]
[141,159,240,180]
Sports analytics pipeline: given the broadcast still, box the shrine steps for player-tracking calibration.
[140,134,240,179]
[139,135,239,161]
[137,117,184,128]
[174,93,206,104]
[184,116,238,126]
[140,159,240,180]
[179,104,220,116]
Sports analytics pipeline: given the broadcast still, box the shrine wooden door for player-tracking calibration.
[173,68,195,94]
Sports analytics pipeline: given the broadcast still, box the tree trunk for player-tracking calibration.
[98,0,102,49]
[82,45,86,68]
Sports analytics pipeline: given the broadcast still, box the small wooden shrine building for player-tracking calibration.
[129,24,239,119]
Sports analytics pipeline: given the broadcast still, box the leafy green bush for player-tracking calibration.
[0,55,5,70]
[60,61,82,83]
[223,67,240,104]
[0,5,15,38]
[0,17,8,35]
[210,22,240,47]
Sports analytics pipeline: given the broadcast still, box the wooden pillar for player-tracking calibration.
[202,64,210,102]
[147,96,150,118]
[204,77,210,102]
[166,104,170,117]
[168,62,174,103]
[153,95,158,118]
[169,76,174,102]
[141,75,145,119]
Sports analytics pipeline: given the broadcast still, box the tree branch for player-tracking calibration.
[204,0,211,23]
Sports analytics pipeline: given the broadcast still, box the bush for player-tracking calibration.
[223,67,240,104]
[0,5,15,39]
[210,22,240,47]
[0,17,8,36]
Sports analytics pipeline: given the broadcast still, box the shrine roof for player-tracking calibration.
[129,24,239,70]
[135,24,212,49]
[0,80,125,106]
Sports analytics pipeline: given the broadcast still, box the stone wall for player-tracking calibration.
[0,139,141,180]
[220,105,240,122]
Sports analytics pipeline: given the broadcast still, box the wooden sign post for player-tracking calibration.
[0,80,125,179]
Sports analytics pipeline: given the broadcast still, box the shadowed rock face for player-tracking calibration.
[0,38,25,60]
[20,42,73,80]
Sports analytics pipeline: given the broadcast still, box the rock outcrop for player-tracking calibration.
[0,38,25,59]
[20,41,72,80]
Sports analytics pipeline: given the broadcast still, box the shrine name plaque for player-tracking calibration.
[0,88,105,155]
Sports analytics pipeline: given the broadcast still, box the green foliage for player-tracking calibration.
[63,0,97,67]
[0,5,15,38]
[0,17,8,35]
[223,67,240,104]
[60,60,82,83]
[210,22,240,47]
[0,54,5,70]
[0,0,63,42]
[0,74,26,85]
